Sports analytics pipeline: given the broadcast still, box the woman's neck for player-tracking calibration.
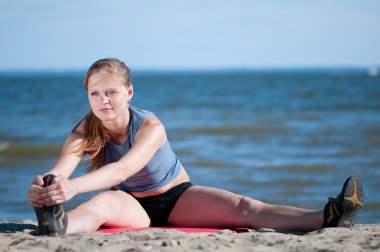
[102,109,130,144]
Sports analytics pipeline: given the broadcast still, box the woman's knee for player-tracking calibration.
[79,191,122,218]
[234,196,266,219]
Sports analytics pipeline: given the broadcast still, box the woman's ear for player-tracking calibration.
[128,84,134,103]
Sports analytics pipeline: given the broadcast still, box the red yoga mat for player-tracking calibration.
[97,227,226,233]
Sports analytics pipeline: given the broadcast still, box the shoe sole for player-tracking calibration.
[338,177,364,228]
[35,205,62,236]
[34,174,67,236]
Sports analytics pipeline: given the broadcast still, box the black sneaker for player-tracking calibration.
[34,174,68,236]
[323,176,364,228]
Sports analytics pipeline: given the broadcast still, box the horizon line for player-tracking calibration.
[0,65,379,74]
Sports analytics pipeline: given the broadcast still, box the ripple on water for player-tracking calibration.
[0,144,61,168]
[255,164,331,174]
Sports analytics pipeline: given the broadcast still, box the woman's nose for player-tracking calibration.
[100,94,110,104]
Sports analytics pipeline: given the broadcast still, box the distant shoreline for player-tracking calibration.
[0,66,379,76]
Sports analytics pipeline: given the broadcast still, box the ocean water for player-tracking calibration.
[0,69,379,224]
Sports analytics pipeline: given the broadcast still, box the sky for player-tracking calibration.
[0,0,379,71]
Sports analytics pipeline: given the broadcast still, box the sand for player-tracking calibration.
[0,220,379,252]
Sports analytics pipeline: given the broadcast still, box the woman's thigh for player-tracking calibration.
[167,186,261,228]
[69,190,150,229]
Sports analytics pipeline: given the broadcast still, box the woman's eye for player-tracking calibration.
[108,90,118,95]
[90,92,99,96]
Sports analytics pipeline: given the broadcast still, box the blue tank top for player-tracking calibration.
[102,106,182,192]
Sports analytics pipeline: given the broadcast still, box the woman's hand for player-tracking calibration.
[37,175,77,206]
[27,175,44,207]
[27,175,77,207]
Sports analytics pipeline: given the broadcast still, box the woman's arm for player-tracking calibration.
[39,115,167,205]
[73,116,166,192]
[27,131,84,207]
[49,132,84,177]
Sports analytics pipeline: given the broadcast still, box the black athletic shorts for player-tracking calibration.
[133,182,193,227]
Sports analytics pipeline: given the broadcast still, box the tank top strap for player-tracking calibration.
[128,106,153,146]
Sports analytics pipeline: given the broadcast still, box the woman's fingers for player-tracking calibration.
[32,175,44,186]
[42,195,66,206]
[36,187,65,206]
[30,200,44,208]
[36,193,65,206]
[28,175,70,207]
[38,186,63,199]
[27,175,45,207]
[37,177,74,205]
[27,184,43,206]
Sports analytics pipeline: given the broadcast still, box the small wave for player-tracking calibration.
[258,178,319,187]
[0,144,62,168]
[368,67,379,77]
[0,144,61,157]
[256,164,330,174]
[0,142,9,152]
[189,160,235,169]
[190,125,290,135]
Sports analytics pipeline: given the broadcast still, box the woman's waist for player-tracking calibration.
[130,167,190,198]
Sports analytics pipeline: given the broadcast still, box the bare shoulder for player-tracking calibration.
[136,115,167,145]
[71,123,85,137]
[141,114,164,128]
[64,124,85,148]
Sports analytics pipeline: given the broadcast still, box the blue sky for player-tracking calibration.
[0,0,379,71]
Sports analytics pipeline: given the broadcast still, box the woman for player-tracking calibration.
[27,58,364,236]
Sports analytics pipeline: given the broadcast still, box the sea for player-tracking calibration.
[0,68,379,224]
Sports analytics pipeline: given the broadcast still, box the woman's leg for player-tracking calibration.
[66,190,150,233]
[168,186,323,232]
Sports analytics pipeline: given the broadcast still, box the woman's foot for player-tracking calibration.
[34,174,68,236]
[323,176,364,228]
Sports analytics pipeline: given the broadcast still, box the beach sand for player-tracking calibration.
[0,220,379,252]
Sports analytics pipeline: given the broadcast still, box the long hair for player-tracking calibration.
[76,58,132,171]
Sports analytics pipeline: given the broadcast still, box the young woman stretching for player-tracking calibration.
[27,58,364,236]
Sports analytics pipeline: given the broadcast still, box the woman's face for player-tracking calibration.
[87,71,133,123]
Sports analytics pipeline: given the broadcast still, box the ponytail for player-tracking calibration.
[77,111,110,171]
